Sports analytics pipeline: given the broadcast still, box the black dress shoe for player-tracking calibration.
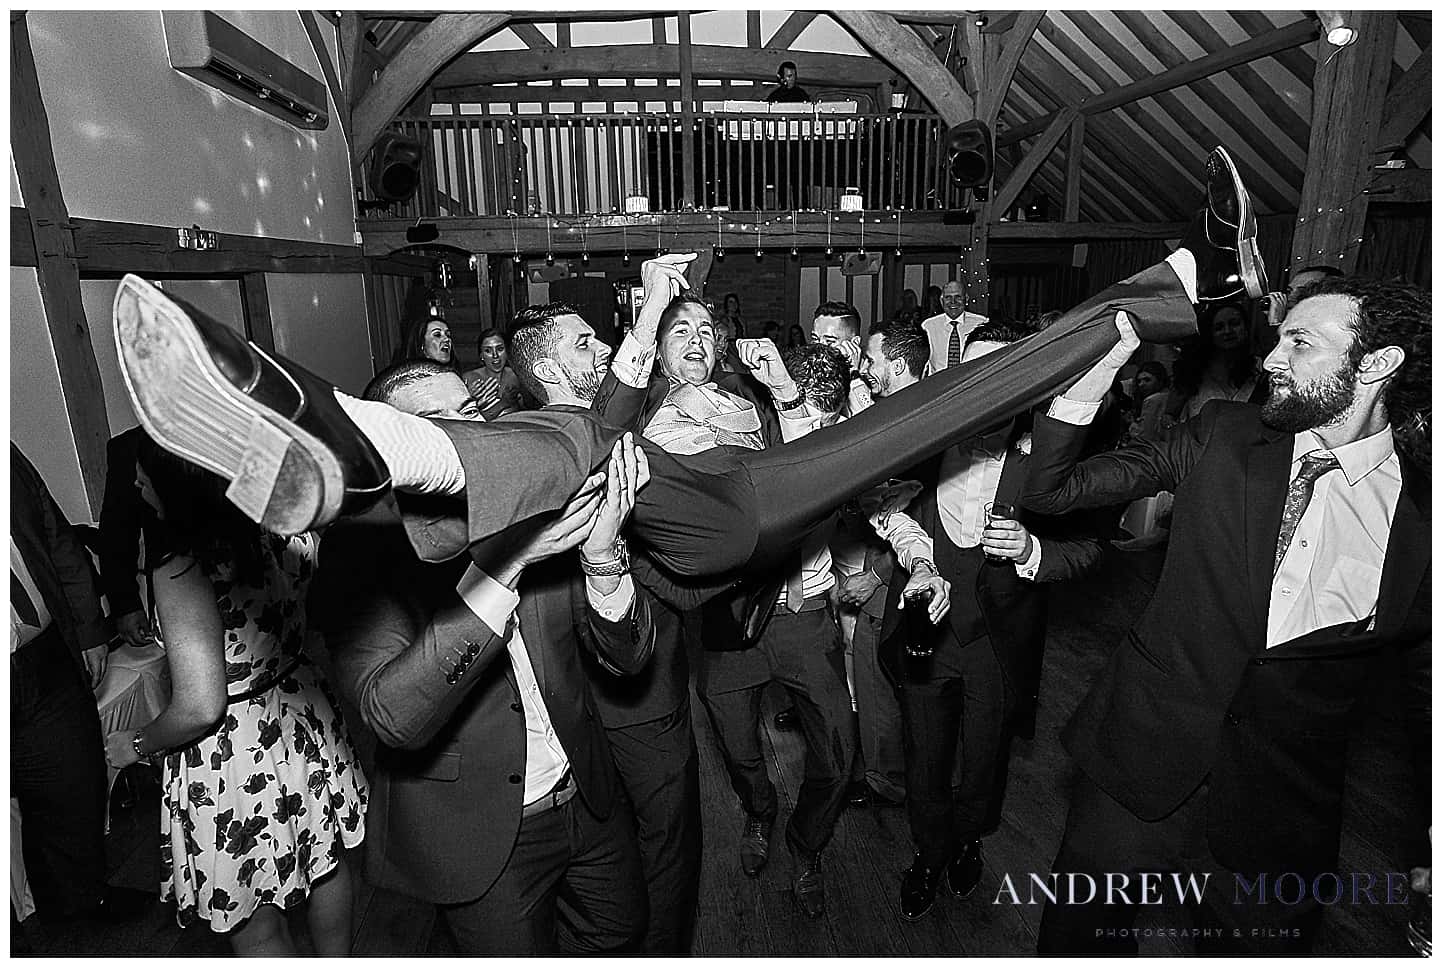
[899,857,947,921]
[773,708,798,731]
[946,839,984,899]
[739,815,773,877]
[1178,146,1269,303]
[845,781,871,808]
[793,851,826,919]
[114,274,391,535]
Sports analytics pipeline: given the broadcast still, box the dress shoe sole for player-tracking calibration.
[1212,146,1268,299]
[115,275,341,535]
[899,899,935,923]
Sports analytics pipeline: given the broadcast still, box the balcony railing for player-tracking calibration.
[369,112,961,219]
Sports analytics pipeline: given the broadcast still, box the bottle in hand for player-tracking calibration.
[903,585,937,659]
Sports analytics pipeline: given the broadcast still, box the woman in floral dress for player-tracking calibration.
[102,444,367,955]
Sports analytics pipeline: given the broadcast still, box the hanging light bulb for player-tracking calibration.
[714,244,725,260]
[513,252,522,263]
[581,251,590,264]
[895,246,903,257]
[622,251,631,266]
[825,245,833,258]
[790,246,799,259]
[755,246,764,260]
[546,251,555,265]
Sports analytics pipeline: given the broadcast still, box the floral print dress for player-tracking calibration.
[158,533,368,932]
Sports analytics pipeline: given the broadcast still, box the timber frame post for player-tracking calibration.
[11,13,111,515]
[1290,12,1397,276]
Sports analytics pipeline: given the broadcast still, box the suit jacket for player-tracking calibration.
[313,504,656,905]
[877,421,1107,728]
[1023,400,1431,873]
[96,428,159,621]
[11,446,107,665]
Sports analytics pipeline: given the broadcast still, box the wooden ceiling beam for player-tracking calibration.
[1162,11,1312,155]
[1015,48,1195,220]
[977,10,1044,126]
[434,46,894,88]
[1228,11,1318,88]
[1033,17,1293,214]
[354,13,510,157]
[999,18,1319,147]
[1374,44,1432,158]
[1012,72,1158,221]
[833,10,974,125]
[1291,12,1396,274]
[509,23,554,50]
[766,12,817,50]
[994,107,1078,214]
[1066,11,1304,191]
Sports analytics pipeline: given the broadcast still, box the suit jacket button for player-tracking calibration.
[446,672,459,684]
[1226,713,1240,726]
[468,642,480,657]
[1251,657,1267,666]
[511,701,523,713]
[508,773,522,784]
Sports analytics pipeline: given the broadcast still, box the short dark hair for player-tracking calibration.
[364,358,456,404]
[967,321,1030,346]
[477,327,506,351]
[510,303,581,404]
[1135,360,1171,390]
[782,343,850,415]
[779,60,797,74]
[812,300,861,338]
[1294,276,1431,469]
[873,321,930,378]
[657,292,715,343]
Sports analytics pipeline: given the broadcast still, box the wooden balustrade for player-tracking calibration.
[366,112,960,220]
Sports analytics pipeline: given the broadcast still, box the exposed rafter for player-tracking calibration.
[994,107,1078,214]
[766,12,817,50]
[977,10,1043,126]
[832,10,974,125]
[1374,44,1432,157]
[509,23,554,50]
[999,18,1320,146]
[433,45,894,89]
[353,12,510,157]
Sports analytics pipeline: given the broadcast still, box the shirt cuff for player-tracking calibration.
[1014,538,1043,581]
[585,573,636,622]
[456,565,520,635]
[1047,396,1102,425]
[610,333,657,389]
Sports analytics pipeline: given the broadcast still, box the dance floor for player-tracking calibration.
[12,546,1421,956]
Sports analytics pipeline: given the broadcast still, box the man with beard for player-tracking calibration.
[1023,278,1431,954]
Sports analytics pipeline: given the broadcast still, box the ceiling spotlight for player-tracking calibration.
[1317,10,1356,46]
[974,15,988,28]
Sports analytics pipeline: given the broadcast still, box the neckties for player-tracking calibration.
[947,320,963,369]
[11,571,39,627]
[1273,453,1341,574]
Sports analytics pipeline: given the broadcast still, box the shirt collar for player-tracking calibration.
[1291,425,1397,486]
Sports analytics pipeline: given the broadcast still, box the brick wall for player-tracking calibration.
[703,258,791,332]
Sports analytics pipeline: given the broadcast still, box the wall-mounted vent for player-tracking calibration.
[162,11,329,130]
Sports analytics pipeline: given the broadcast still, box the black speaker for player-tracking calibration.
[946,120,994,196]
[368,133,424,204]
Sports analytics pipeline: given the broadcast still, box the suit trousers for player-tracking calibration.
[9,628,109,917]
[897,634,1008,867]
[418,266,1197,580]
[850,594,907,803]
[697,606,856,857]
[1037,774,1325,955]
[438,785,646,954]
[604,699,702,955]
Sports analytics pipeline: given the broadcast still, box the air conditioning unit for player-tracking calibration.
[162,11,329,130]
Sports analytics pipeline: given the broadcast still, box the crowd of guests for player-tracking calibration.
[16,151,1430,957]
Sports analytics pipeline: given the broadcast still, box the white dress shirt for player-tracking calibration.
[457,565,636,804]
[608,331,658,389]
[1267,427,1399,647]
[934,432,1043,580]
[10,539,52,653]
[921,311,988,375]
[1047,396,1401,647]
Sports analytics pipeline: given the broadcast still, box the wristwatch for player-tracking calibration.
[581,537,630,577]
[774,389,807,412]
[131,729,148,763]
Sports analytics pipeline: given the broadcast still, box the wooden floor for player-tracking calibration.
[14,546,1423,956]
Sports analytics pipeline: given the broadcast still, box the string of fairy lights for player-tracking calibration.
[495,207,989,302]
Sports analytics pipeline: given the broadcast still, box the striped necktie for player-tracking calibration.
[1273,453,1341,574]
[947,320,963,369]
